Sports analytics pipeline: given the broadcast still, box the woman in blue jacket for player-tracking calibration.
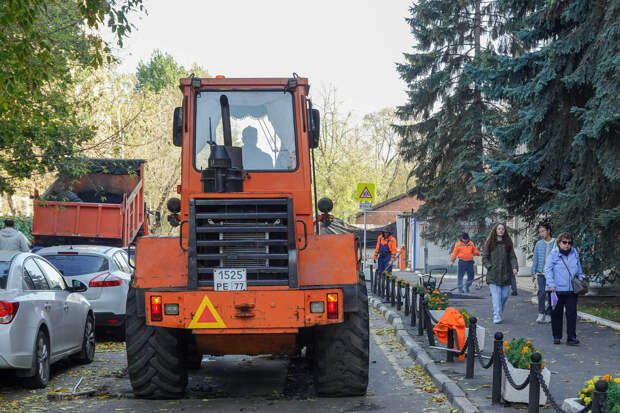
[544,232,584,346]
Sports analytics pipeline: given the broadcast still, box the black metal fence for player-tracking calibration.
[369,267,612,413]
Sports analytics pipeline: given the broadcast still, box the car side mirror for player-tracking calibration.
[309,108,320,149]
[70,279,88,293]
[173,107,183,147]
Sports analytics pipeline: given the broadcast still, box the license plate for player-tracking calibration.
[213,268,247,291]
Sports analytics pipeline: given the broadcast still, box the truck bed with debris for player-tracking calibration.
[32,159,149,248]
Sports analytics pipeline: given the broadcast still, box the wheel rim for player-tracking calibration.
[85,319,95,360]
[37,335,49,382]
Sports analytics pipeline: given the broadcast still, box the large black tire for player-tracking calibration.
[313,278,369,396]
[125,288,188,399]
[71,314,95,364]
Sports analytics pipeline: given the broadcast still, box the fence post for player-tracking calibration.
[492,332,503,405]
[404,283,410,316]
[465,317,477,378]
[381,273,386,299]
[424,302,435,346]
[396,280,402,311]
[391,277,396,306]
[446,329,455,362]
[591,379,609,413]
[418,293,425,336]
[528,352,541,413]
[411,288,417,327]
[370,264,374,294]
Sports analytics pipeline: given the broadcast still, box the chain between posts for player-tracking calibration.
[499,351,530,390]
[368,276,608,413]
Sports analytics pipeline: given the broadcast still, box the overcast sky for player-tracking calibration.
[112,0,414,116]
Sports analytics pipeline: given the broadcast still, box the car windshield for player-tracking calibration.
[0,261,10,289]
[43,255,108,276]
[195,91,297,171]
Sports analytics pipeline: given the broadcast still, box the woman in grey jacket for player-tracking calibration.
[544,232,583,346]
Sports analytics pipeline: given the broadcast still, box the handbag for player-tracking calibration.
[560,257,587,295]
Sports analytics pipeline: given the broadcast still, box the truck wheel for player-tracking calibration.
[125,288,187,399]
[313,279,369,396]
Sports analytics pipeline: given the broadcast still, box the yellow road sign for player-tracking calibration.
[357,183,375,201]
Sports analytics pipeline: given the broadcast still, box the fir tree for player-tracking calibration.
[396,0,513,246]
[478,0,620,279]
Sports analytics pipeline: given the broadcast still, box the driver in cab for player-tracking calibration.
[241,126,273,170]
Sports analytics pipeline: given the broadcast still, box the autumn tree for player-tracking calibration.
[0,0,144,194]
[314,87,411,222]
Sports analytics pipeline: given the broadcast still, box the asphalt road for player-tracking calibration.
[0,307,454,413]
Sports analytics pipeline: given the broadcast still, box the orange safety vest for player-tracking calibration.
[375,234,397,256]
[451,240,480,262]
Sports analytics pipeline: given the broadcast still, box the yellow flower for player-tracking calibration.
[584,397,591,405]
[526,340,532,345]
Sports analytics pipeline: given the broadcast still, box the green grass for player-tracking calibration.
[578,305,620,323]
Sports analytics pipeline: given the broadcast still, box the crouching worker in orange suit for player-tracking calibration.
[433,307,467,360]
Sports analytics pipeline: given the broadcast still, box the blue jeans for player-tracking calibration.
[457,260,475,292]
[537,274,550,315]
[489,284,511,320]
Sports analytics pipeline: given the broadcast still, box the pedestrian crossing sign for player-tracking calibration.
[357,183,375,201]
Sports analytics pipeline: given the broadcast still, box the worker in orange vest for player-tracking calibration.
[450,232,480,293]
[374,230,397,276]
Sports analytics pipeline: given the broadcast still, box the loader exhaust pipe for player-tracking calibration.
[220,95,233,147]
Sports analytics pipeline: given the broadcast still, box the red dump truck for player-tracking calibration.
[32,159,151,248]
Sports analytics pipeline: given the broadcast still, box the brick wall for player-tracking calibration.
[355,195,423,226]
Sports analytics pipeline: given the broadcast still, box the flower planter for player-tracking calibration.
[501,361,551,405]
[428,309,445,321]
[561,398,586,413]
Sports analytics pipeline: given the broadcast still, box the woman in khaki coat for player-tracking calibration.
[482,223,518,324]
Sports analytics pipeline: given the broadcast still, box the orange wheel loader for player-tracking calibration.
[125,76,369,398]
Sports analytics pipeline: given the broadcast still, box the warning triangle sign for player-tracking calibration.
[188,295,227,329]
[359,186,373,199]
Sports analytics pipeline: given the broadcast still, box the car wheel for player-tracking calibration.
[72,314,96,364]
[22,330,50,389]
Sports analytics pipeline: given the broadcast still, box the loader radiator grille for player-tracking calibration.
[189,198,295,287]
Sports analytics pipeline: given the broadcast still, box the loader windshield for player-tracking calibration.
[194,91,297,171]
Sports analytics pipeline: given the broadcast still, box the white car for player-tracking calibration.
[0,251,94,388]
[37,245,133,331]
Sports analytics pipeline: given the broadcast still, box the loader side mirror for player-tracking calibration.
[309,109,320,148]
[172,107,183,147]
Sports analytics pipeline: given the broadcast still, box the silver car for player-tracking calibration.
[37,245,132,331]
[0,251,95,388]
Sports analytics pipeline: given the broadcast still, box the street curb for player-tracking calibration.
[369,297,480,413]
[530,297,620,331]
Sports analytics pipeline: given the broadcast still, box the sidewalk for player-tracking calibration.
[377,271,620,412]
